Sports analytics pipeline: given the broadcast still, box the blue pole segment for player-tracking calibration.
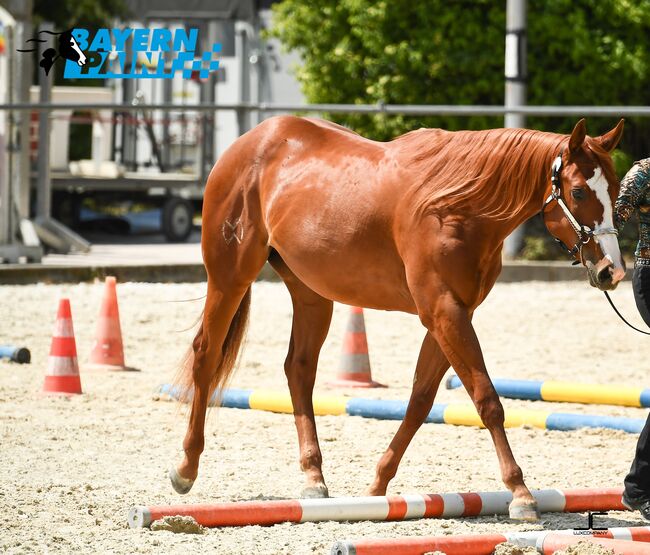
[493,379,543,401]
[346,399,408,420]
[640,389,650,408]
[158,384,253,409]
[0,345,30,363]
[345,398,449,423]
[0,345,16,360]
[426,404,447,423]
[545,413,645,433]
[446,375,543,401]
[218,388,253,409]
[445,375,462,390]
[158,383,182,398]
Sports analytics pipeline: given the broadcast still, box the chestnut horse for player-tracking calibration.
[171,116,625,521]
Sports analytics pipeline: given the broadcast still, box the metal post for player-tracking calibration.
[161,64,172,170]
[503,0,528,258]
[0,25,12,245]
[121,35,137,171]
[235,22,251,136]
[504,0,527,129]
[199,21,217,184]
[35,22,53,220]
[255,44,273,126]
[14,18,32,220]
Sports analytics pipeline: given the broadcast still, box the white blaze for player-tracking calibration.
[586,167,625,274]
[70,37,87,66]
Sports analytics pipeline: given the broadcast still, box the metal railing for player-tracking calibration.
[1,102,650,117]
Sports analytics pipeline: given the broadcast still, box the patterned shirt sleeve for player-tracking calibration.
[615,159,650,232]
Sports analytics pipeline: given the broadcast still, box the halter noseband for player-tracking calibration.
[541,148,618,260]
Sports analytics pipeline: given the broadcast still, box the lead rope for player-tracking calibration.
[603,291,650,335]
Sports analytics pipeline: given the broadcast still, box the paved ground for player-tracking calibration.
[41,230,202,267]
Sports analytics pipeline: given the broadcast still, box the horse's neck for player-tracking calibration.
[497,135,559,224]
[403,127,562,236]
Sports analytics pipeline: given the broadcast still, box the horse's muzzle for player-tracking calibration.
[587,258,625,291]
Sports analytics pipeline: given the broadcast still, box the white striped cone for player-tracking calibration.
[329,307,385,388]
[43,299,82,395]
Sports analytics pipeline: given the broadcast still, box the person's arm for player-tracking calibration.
[615,160,650,232]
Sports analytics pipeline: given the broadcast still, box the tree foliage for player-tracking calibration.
[33,0,127,31]
[270,0,650,157]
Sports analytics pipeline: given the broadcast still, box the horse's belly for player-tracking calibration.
[269,218,416,313]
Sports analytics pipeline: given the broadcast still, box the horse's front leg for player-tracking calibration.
[413,284,539,521]
[368,332,449,495]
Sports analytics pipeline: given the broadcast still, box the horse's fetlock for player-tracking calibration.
[376,457,398,482]
[300,448,322,471]
[503,466,524,488]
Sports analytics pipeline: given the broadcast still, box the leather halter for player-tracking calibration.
[542,149,618,261]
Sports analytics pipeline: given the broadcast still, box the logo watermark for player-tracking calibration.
[17,28,87,75]
[18,27,220,80]
[573,511,609,535]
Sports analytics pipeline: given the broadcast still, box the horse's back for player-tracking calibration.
[201,116,420,311]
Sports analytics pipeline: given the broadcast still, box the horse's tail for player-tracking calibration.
[173,287,252,405]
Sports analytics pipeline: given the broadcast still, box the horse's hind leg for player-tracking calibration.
[368,332,449,496]
[269,252,333,498]
[171,226,269,494]
[171,281,251,493]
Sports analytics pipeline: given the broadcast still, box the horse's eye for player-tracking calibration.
[571,188,586,200]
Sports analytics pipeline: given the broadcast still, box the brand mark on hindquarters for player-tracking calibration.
[222,218,243,245]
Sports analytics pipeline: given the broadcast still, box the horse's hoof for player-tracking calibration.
[301,484,329,499]
[169,467,195,494]
[508,500,540,521]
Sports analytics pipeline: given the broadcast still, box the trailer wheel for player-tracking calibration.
[161,198,194,242]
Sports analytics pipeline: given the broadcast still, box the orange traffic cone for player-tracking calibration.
[43,299,82,395]
[328,306,386,388]
[87,276,136,371]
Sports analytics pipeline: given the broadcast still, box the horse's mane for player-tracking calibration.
[393,127,585,220]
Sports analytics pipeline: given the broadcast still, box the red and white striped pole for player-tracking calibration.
[540,533,650,555]
[332,526,650,555]
[128,486,626,528]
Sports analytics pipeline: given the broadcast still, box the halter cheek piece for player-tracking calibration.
[541,149,618,262]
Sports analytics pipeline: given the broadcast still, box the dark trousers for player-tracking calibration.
[624,264,650,499]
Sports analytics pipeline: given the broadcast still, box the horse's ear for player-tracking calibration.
[568,119,587,153]
[595,119,624,152]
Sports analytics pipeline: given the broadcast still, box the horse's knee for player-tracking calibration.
[284,355,309,376]
[405,390,434,423]
[475,394,504,428]
[284,354,317,385]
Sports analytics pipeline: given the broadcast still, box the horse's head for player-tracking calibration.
[542,118,625,291]
[58,30,86,66]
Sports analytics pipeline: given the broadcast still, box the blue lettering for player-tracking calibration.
[71,29,89,50]
[170,51,194,73]
[150,29,172,52]
[132,28,149,51]
[112,28,132,51]
[89,29,111,51]
[65,51,108,78]
[173,28,197,52]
